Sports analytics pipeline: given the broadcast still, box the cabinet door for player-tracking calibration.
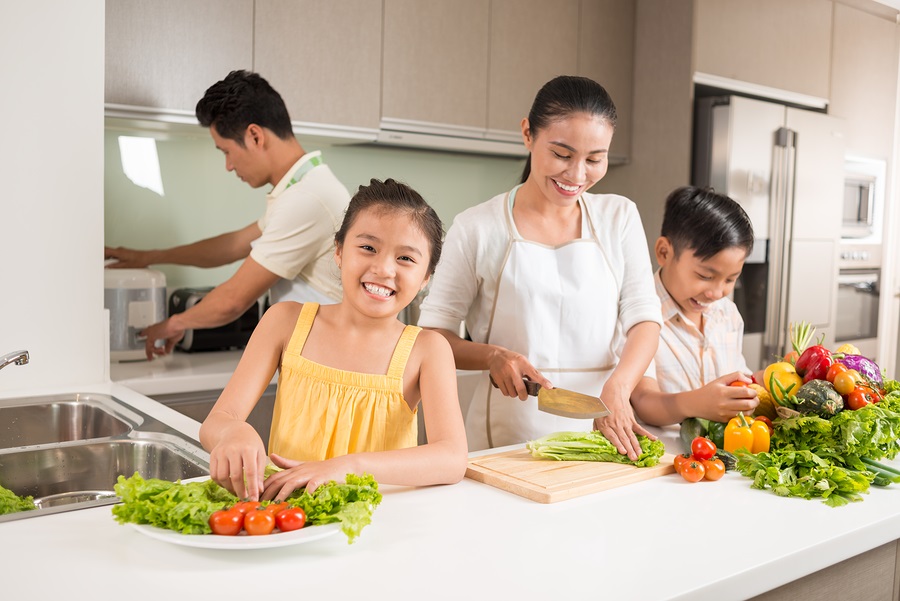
[578,0,635,162]
[693,0,832,100]
[487,0,580,137]
[382,0,489,130]
[254,0,382,130]
[105,0,254,110]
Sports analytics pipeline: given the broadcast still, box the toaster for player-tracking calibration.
[168,287,260,352]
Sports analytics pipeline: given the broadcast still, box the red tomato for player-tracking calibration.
[680,460,706,483]
[729,380,748,387]
[264,502,289,516]
[673,453,692,475]
[691,437,717,461]
[782,351,799,365]
[275,507,307,532]
[231,501,260,515]
[826,363,849,383]
[847,386,878,411]
[244,509,276,535]
[209,509,243,536]
[701,458,726,481]
[754,415,774,435]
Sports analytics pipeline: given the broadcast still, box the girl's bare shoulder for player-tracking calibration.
[411,327,453,360]
[260,301,304,325]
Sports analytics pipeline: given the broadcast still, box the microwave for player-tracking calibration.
[842,157,885,242]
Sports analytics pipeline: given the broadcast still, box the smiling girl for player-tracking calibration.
[418,76,662,458]
[200,179,468,501]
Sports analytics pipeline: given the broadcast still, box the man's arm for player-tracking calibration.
[105,222,261,268]
[141,256,280,359]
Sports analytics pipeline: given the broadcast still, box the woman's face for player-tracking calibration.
[522,112,614,206]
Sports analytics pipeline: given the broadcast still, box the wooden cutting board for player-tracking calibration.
[465,448,677,503]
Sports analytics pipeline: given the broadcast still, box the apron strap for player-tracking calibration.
[284,152,323,191]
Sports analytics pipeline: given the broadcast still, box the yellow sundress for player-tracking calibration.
[268,302,420,460]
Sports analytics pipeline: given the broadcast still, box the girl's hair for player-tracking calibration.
[335,178,444,275]
[520,75,618,183]
[661,186,754,260]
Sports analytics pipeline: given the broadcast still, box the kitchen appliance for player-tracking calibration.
[835,243,882,360]
[842,157,885,242]
[168,287,259,352]
[465,448,676,503]
[490,377,610,419]
[693,95,845,370]
[104,268,166,362]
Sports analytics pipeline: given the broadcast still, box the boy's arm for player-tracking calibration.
[632,373,759,426]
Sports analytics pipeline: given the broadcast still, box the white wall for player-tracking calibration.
[0,1,106,393]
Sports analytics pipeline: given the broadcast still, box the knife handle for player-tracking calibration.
[489,375,541,397]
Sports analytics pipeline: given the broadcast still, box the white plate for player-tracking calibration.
[131,522,342,550]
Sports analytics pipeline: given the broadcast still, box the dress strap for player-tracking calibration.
[285,302,319,356]
[386,325,422,379]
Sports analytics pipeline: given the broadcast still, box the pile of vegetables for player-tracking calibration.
[112,471,382,543]
[526,431,665,467]
[0,481,35,515]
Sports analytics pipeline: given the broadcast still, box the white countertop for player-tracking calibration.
[4,380,900,600]
[109,350,251,396]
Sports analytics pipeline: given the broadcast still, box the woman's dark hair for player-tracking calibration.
[195,70,293,145]
[661,186,754,260]
[520,75,618,183]
[335,179,444,276]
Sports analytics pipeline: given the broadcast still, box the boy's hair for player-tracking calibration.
[335,179,444,276]
[195,70,293,145]
[661,186,754,260]
[520,75,617,183]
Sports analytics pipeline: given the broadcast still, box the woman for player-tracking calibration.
[417,76,662,458]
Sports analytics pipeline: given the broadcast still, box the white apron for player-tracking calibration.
[465,187,621,451]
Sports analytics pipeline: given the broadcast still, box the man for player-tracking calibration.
[105,70,350,360]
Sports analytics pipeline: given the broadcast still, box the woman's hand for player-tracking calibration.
[593,377,656,461]
[261,453,355,501]
[487,347,552,401]
[207,422,268,501]
[690,372,759,423]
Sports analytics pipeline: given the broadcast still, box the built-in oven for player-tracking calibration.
[835,244,882,361]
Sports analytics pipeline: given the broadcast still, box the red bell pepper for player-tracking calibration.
[795,344,833,383]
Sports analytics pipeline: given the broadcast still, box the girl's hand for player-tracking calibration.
[208,422,268,501]
[692,372,759,423]
[593,378,655,461]
[261,453,354,501]
[487,347,552,400]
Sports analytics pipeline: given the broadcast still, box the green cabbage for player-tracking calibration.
[526,431,666,467]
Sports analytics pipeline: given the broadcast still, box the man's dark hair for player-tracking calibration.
[661,186,754,260]
[195,70,293,145]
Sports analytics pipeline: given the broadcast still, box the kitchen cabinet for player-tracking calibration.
[829,2,900,160]
[693,0,832,101]
[105,0,254,111]
[253,0,382,130]
[382,0,490,131]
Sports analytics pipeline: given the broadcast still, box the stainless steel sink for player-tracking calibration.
[0,393,209,523]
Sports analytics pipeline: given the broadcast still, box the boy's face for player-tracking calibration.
[655,237,747,326]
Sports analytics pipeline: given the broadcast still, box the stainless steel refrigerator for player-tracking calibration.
[692,95,845,371]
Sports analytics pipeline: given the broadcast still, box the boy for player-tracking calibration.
[631,186,760,426]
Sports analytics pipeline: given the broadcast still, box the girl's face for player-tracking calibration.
[656,237,748,326]
[522,112,614,206]
[335,208,431,319]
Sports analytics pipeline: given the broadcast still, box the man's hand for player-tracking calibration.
[140,317,186,360]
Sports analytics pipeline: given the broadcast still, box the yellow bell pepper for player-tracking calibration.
[750,419,771,453]
[724,412,771,453]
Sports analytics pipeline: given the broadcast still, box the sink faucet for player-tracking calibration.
[0,350,29,371]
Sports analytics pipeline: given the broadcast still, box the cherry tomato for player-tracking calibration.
[275,507,307,532]
[231,501,260,515]
[847,386,878,411]
[753,415,774,435]
[825,363,849,383]
[680,460,706,483]
[782,351,799,365]
[244,509,276,535]
[729,380,748,387]
[701,458,726,481]
[264,502,289,516]
[833,372,858,396]
[691,437,717,461]
[209,509,243,536]
[673,453,692,474]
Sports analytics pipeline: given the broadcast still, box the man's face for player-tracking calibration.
[209,126,269,188]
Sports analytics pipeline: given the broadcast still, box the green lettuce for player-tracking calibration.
[526,431,666,467]
[0,482,36,515]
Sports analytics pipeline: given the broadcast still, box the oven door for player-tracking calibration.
[835,269,880,346]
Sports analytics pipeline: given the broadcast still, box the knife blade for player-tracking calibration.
[489,376,610,419]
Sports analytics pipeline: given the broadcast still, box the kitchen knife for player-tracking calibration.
[490,376,610,419]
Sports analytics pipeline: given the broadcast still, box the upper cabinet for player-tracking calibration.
[254,0,382,131]
[105,0,254,111]
[693,0,832,101]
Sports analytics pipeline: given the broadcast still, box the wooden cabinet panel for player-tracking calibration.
[105,0,254,111]
[253,0,382,129]
[693,0,832,100]
[487,0,580,136]
[578,0,635,162]
[830,2,899,159]
[382,0,490,129]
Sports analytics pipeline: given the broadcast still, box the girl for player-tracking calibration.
[418,76,662,459]
[200,178,468,501]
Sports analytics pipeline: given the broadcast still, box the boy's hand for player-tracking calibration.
[693,372,759,423]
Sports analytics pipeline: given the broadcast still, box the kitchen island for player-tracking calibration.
[3,383,900,600]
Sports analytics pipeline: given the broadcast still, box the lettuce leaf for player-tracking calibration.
[0,482,36,515]
[526,431,666,467]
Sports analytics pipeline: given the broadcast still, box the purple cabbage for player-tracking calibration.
[838,354,883,386]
